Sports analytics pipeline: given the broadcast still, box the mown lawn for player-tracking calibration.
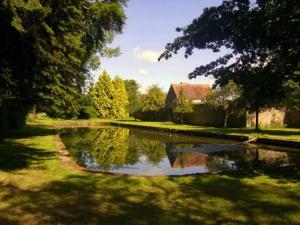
[0,120,299,225]
[113,120,300,141]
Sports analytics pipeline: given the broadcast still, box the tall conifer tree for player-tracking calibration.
[112,76,128,118]
[91,71,114,118]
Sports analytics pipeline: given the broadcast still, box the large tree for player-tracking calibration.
[159,0,300,130]
[142,85,166,113]
[124,79,140,116]
[205,81,240,128]
[92,71,128,118]
[0,0,127,136]
[91,71,114,118]
[112,76,128,118]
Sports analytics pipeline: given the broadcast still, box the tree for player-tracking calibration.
[282,79,300,110]
[38,84,80,119]
[142,85,166,113]
[159,0,300,131]
[173,88,193,124]
[0,0,127,137]
[112,76,128,118]
[124,79,140,116]
[205,81,240,128]
[91,71,128,118]
[91,71,114,118]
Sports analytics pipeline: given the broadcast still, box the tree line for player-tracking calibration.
[0,0,127,138]
[89,70,166,120]
[1,0,298,135]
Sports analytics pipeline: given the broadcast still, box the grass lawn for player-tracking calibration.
[0,119,299,225]
[113,120,300,141]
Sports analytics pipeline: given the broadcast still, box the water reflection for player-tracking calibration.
[60,127,300,176]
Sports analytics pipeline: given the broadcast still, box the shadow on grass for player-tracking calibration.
[8,124,56,138]
[170,175,300,225]
[0,175,167,225]
[0,172,299,225]
[0,139,56,171]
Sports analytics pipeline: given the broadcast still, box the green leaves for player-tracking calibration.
[91,71,128,118]
[142,85,166,112]
[160,0,300,114]
[112,76,128,118]
[124,79,140,116]
[0,0,127,129]
[11,15,25,32]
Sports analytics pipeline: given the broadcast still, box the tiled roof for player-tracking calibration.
[171,83,211,100]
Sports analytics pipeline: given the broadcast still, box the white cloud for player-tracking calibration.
[138,68,149,75]
[133,47,161,63]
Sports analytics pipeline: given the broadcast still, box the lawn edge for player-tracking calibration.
[111,121,300,149]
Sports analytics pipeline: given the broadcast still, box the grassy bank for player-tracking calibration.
[112,120,300,142]
[0,119,299,224]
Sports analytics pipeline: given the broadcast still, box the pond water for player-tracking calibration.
[60,126,300,176]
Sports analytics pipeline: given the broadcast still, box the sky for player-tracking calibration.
[91,0,227,92]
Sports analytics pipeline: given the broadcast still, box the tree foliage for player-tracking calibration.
[205,81,240,127]
[112,76,128,118]
[173,88,193,124]
[142,85,166,112]
[124,79,140,116]
[91,71,114,118]
[0,0,127,135]
[91,71,128,118]
[159,0,300,117]
[282,79,300,110]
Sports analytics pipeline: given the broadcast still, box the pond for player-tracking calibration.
[59,126,300,176]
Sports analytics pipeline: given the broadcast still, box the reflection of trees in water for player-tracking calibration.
[90,127,129,169]
[60,128,99,166]
[90,128,167,168]
[62,127,298,174]
[129,132,166,165]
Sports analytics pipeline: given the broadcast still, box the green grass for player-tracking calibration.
[113,120,300,141]
[0,120,299,224]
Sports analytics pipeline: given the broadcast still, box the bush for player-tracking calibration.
[133,109,167,121]
[83,106,98,118]
[77,106,98,119]
[78,108,90,119]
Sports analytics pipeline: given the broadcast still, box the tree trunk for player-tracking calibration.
[224,113,229,128]
[181,113,184,124]
[255,109,259,131]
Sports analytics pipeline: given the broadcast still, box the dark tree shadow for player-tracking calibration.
[0,139,56,171]
[8,124,56,138]
[0,175,172,225]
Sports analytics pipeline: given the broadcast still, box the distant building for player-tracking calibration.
[165,83,211,109]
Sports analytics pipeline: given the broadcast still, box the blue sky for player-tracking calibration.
[92,0,226,92]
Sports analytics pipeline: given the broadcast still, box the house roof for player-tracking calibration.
[171,83,211,100]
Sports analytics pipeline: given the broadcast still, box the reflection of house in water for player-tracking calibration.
[165,143,241,169]
[166,143,299,171]
[169,152,208,168]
